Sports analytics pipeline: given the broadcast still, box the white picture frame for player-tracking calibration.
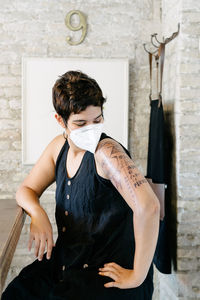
[22,57,129,165]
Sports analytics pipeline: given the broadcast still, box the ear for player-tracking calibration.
[54,113,66,129]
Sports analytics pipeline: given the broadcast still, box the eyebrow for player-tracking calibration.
[72,113,102,123]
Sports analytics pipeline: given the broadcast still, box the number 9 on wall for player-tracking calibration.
[65,10,87,45]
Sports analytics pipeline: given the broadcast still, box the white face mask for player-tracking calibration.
[67,122,104,154]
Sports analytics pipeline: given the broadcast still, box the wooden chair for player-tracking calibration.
[0,199,26,294]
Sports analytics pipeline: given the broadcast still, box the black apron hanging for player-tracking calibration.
[145,43,172,274]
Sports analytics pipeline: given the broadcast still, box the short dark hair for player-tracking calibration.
[52,70,107,125]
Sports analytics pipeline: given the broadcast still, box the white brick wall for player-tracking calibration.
[1,0,199,299]
[160,0,200,299]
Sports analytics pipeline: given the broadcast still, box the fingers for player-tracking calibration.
[28,234,34,251]
[28,213,55,261]
[98,262,124,288]
[28,234,54,261]
[99,263,121,282]
[99,270,119,282]
[103,262,122,271]
[104,281,118,288]
[99,262,122,274]
[46,236,54,260]
[38,236,46,261]
[99,263,139,289]
[34,236,40,258]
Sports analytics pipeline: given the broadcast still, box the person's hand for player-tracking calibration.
[98,262,144,289]
[28,207,55,261]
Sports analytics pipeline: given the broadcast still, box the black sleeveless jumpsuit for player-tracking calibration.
[1,132,154,300]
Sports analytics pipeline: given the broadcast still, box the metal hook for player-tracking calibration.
[151,33,160,48]
[148,23,180,49]
[143,23,180,55]
[143,43,158,55]
[152,33,163,45]
[164,23,180,44]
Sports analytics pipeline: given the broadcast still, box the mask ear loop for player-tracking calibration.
[63,131,68,140]
[62,117,68,140]
[101,109,105,121]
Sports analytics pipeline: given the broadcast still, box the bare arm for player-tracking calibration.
[16,135,63,261]
[95,138,160,285]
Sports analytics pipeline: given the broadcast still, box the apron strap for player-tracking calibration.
[148,42,165,107]
[158,43,165,107]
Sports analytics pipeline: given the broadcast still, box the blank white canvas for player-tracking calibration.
[22,57,129,165]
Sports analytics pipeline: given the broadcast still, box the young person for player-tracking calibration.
[2,71,160,300]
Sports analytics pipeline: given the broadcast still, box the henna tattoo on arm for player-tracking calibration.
[96,139,148,208]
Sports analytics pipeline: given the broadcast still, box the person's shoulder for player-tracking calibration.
[17,134,66,198]
[96,134,131,159]
[97,133,126,152]
[94,136,131,181]
[96,136,126,157]
[47,134,67,165]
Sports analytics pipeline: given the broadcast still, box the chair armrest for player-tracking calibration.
[0,199,26,294]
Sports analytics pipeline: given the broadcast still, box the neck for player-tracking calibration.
[67,137,85,156]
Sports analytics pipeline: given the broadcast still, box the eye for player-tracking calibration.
[76,119,102,127]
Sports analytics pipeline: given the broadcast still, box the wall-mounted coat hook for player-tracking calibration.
[163,23,180,44]
[143,43,158,55]
[143,23,180,55]
[151,33,160,48]
[144,23,180,108]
